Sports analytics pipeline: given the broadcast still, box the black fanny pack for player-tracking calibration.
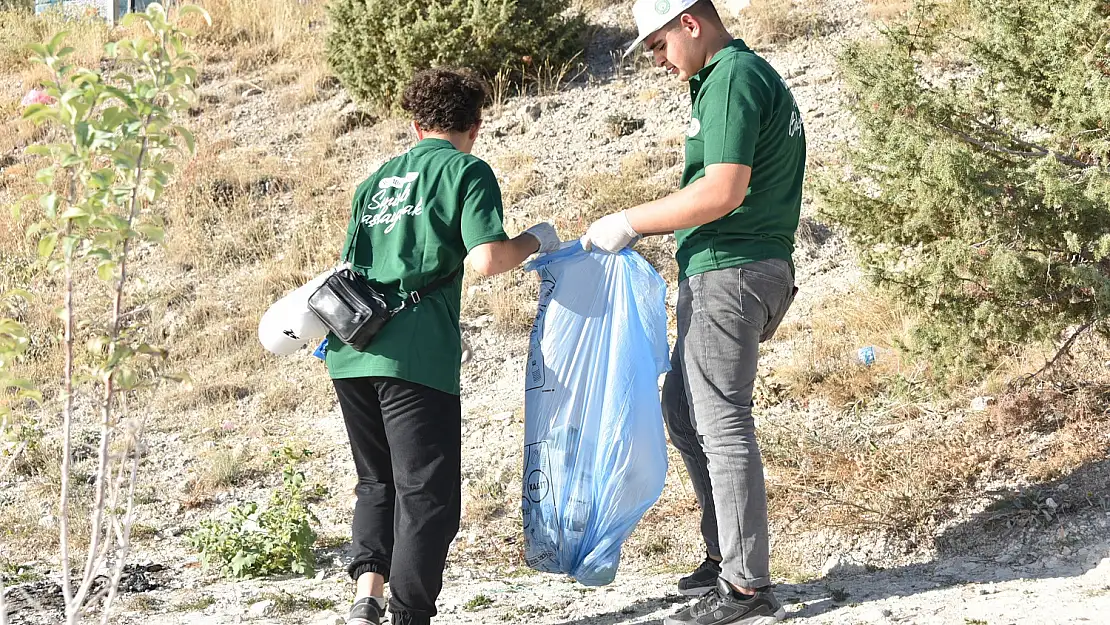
[308,218,461,351]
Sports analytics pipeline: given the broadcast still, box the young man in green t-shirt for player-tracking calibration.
[581,1,804,623]
[327,69,559,625]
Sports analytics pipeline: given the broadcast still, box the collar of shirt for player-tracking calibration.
[689,38,752,99]
[414,137,455,151]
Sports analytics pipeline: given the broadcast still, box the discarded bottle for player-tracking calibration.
[857,346,876,366]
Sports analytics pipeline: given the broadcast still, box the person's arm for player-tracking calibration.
[625,163,751,234]
[467,234,542,277]
[582,64,767,252]
[459,160,559,276]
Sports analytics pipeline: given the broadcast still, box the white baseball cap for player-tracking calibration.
[623,0,751,58]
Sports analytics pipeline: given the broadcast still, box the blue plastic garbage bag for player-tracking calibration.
[520,243,670,586]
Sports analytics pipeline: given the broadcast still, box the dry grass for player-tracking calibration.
[465,475,511,523]
[463,269,540,332]
[569,155,680,283]
[0,9,115,75]
[772,289,920,407]
[865,0,915,21]
[731,0,833,46]
[188,0,322,61]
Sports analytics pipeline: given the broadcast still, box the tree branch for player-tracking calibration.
[939,123,1097,170]
[1012,320,1098,387]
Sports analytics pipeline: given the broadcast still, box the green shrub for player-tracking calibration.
[0,0,31,12]
[819,0,1110,377]
[326,0,586,110]
[188,448,320,577]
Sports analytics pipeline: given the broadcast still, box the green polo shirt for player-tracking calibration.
[677,39,806,281]
[324,138,509,395]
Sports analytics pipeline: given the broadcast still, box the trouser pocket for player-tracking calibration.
[760,285,797,343]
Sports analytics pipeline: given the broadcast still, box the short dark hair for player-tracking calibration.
[401,68,488,133]
[668,0,722,29]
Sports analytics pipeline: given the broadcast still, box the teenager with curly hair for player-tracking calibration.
[327,68,560,625]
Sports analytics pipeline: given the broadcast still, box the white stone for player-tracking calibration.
[248,599,276,617]
[310,610,344,625]
[970,396,994,411]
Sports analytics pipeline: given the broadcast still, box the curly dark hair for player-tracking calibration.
[401,68,489,133]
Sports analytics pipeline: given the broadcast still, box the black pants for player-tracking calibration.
[333,377,462,625]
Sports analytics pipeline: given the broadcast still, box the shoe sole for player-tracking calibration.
[662,606,787,625]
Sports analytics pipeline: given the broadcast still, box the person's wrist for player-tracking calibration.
[525,232,541,254]
[620,209,641,236]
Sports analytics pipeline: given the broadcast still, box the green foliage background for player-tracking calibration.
[820,0,1110,375]
[326,0,585,110]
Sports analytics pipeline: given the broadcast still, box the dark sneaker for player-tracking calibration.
[664,578,785,625]
[678,556,723,596]
[347,597,385,625]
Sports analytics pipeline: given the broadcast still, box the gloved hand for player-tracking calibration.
[580,211,639,253]
[524,222,561,254]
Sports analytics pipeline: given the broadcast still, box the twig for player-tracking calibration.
[939,123,1096,170]
[1012,320,1098,387]
[101,430,141,625]
[59,214,76,614]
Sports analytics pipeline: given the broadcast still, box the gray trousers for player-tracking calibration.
[662,259,796,589]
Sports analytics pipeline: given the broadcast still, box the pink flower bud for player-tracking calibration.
[21,89,55,107]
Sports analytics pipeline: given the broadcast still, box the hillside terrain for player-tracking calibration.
[0,1,1107,624]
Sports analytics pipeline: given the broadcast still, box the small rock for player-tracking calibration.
[970,396,994,411]
[160,526,184,538]
[520,103,542,122]
[310,611,344,625]
[820,554,868,578]
[249,599,276,617]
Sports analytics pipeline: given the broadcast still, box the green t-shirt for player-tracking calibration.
[324,138,509,395]
[677,39,806,281]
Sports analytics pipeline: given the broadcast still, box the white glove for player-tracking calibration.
[580,211,638,253]
[524,222,561,254]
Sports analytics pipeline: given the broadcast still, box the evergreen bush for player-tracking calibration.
[820,0,1110,376]
[326,0,585,110]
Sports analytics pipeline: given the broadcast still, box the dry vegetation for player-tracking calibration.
[1,0,1105,587]
[729,0,833,46]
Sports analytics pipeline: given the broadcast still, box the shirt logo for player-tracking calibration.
[363,171,424,234]
[655,0,670,14]
[686,117,701,137]
[378,171,419,189]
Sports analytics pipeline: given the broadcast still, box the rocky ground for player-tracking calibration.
[2,0,1108,623]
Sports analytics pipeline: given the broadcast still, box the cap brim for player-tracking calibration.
[622,32,651,59]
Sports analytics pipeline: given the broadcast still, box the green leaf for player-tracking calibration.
[179,5,214,26]
[2,289,33,303]
[74,122,91,147]
[60,206,88,220]
[134,223,165,243]
[96,260,117,282]
[40,193,60,218]
[21,104,49,121]
[26,43,48,59]
[38,233,58,260]
[47,31,69,54]
[173,125,196,155]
